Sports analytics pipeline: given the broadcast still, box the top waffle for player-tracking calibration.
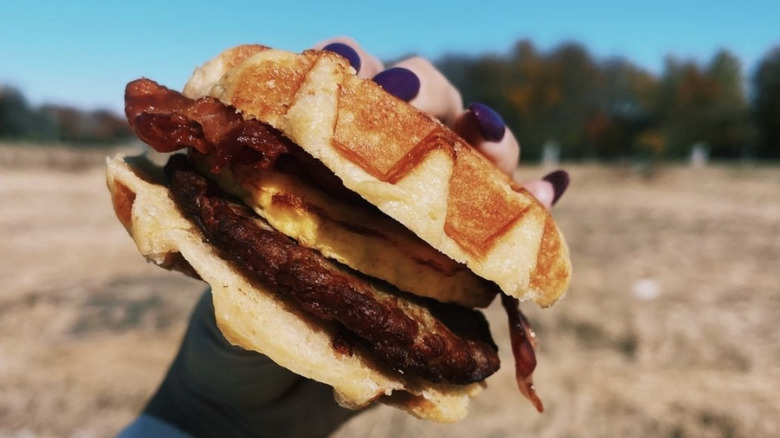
[183,45,571,307]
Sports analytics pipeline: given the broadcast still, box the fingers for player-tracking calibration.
[521,170,570,210]
[380,57,463,126]
[177,291,302,406]
[314,36,384,78]
[541,169,571,207]
[452,104,570,207]
[372,57,518,174]
[316,39,462,125]
[144,290,359,437]
[453,103,520,175]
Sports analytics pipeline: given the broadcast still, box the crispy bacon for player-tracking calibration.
[501,293,544,412]
[125,78,292,172]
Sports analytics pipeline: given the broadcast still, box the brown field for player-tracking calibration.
[1,144,779,437]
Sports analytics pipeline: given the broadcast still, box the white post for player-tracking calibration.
[542,140,560,168]
[690,142,709,168]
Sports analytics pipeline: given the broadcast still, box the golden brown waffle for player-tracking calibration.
[105,154,484,422]
[186,46,571,306]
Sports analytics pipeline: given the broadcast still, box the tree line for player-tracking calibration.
[437,39,780,161]
[2,39,779,160]
[0,86,133,146]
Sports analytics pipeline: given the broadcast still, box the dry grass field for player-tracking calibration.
[1,143,778,437]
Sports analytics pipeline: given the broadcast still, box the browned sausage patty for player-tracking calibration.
[164,154,500,384]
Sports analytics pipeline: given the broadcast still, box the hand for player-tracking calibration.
[121,37,570,438]
[135,291,358,438]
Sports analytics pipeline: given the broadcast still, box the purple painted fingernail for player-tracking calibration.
[469,102,506,142]
[322,42,361,72]
[372,67,420,102]
[542,170,570,206]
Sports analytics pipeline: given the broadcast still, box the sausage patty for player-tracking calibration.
[165,154,500,384]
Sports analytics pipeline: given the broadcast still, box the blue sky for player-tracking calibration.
[2,0,778,115]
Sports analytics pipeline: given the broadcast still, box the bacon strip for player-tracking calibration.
[125,78,292,172]
[501,293,544,412]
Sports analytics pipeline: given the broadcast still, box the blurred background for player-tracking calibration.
[1,1,778,437]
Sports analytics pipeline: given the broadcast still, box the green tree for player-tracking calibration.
[504,40,602,160]
[0,85,32,137]
[653,51,753,159]
[657,57,717,157]
[594,59,660,159]
[703,50,754,158]
[544,42,603,159]
[753,45,780,159]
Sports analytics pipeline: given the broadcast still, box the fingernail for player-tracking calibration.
[469,102,506,142]
[372,67,420,102]
[542,170,570,206]
[322,42,361,72]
